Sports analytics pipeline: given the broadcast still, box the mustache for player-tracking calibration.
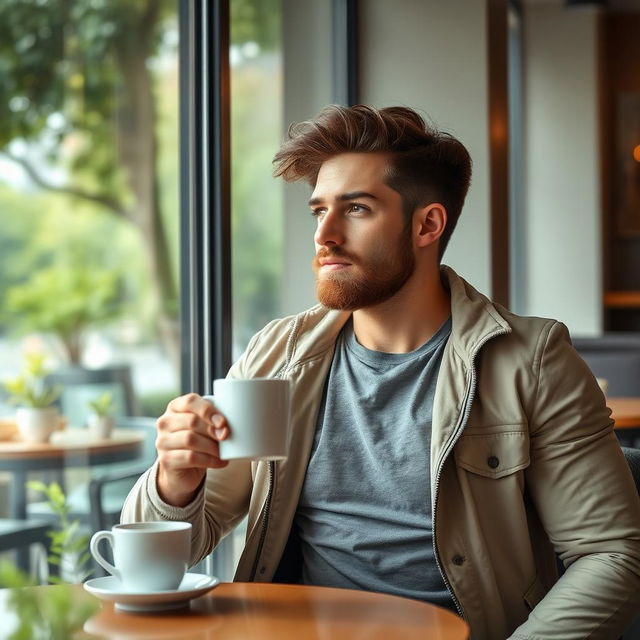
[314,247,358,263]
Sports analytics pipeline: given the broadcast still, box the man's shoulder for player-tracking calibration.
[251,304,337,343]
[231,305,349,378]
[493,301,563,339]
[445,266,566,357]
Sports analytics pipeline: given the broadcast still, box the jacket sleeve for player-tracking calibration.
[510,321,640,640]
[120,328,271,567]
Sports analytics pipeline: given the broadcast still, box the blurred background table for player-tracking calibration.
[609,397,640,448]
[0,428,144,521]
[609,397,640,430]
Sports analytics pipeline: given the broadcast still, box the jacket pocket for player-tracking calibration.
[454,430,529,479]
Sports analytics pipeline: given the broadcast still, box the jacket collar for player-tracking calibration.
[441,265,512,366]
[289,265,512,365]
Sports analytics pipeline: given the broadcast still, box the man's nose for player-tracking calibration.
[314,210,344,247]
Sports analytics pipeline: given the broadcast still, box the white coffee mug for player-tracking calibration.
[90,521,191,592]
[204,378,291,461]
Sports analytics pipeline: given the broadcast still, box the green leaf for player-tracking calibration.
[88,391,113,416]
[26,480,49,493]
[0,560,35,587]
[48,482,66,509]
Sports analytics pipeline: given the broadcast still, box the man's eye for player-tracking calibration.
[348,203,367,213]
[310,208,326,218]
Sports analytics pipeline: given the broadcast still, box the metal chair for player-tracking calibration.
[27,417,157,534]
[571,334,640,397]
[46,364,137,427]
[0,518,51,574]
[620,447,640,639]
[621,446,640,494]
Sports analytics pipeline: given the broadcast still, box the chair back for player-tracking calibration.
[47,365,137,427]
[572,334,640,397]
[621,447,640,495]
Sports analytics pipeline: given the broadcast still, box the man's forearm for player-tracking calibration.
[510,552,640,639]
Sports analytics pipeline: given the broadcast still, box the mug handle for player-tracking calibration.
[90,531,120,581]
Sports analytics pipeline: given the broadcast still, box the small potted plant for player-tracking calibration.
[87,392,115,439]
[3,353,62,443]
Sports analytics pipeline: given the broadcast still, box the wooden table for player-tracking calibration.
[0,428,144,521]
[608,397,640,430]
[0,581,470,639]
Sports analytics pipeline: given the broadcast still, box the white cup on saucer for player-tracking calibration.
[89,521,191,592]
[204,378,291,461]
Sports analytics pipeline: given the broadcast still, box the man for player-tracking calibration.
[122,105,640,639]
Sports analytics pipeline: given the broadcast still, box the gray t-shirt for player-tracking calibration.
[294,317,455,609]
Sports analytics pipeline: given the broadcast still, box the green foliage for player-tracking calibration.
[0,560,98,639]
[138,388,177,418]
[5,261,122,364]
[0,0,181,365]
[0,0,172,184]
[88,391,114,417]
[0,480,98,638]
[0,185,153,349]
[0,561,36,588]
[231,0,281,51]
[26,480,93,584]
[3,353,62,408]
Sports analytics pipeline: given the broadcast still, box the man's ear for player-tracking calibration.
[414,203,447,248]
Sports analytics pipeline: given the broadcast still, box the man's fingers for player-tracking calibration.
[157,411,210,435]
[157,411,229,438]
[167,393,217,422]
[157,430,223,457]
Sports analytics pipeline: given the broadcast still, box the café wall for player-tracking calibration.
[521,2,602,336]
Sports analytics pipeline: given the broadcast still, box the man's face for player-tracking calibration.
[310,152,415,310]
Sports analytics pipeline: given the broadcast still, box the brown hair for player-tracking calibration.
[273,104,472,260]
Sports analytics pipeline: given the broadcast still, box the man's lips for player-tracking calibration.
[318,259,352,271]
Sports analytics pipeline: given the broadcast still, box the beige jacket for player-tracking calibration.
[122,267,640,639]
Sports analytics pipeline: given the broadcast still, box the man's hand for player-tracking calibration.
[155,393,230,507]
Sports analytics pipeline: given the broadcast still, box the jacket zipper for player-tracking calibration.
[249,460,275,580]
[432,328,510,618]
[249,315,303,581]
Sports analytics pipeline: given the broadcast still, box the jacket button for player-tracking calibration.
[487,455,500,469]
[452,554,465,566]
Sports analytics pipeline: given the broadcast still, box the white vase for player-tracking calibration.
[60,549,89,584]
[88,414,115,440]
[15,407,59,443]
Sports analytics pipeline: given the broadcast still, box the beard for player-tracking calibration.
[312,230,415,311]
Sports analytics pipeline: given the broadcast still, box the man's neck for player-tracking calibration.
[351,268,451,353]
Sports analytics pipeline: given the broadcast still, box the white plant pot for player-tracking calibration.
[60,549,88,584]
[15,407,59,443]
[88,414,115,440]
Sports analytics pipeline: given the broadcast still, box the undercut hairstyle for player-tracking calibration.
[273,104,472,261]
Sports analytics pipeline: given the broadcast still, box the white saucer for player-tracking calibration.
[83,573,220,612]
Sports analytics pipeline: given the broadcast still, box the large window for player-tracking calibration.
[0,1,180,417]
[0,0,180,577]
